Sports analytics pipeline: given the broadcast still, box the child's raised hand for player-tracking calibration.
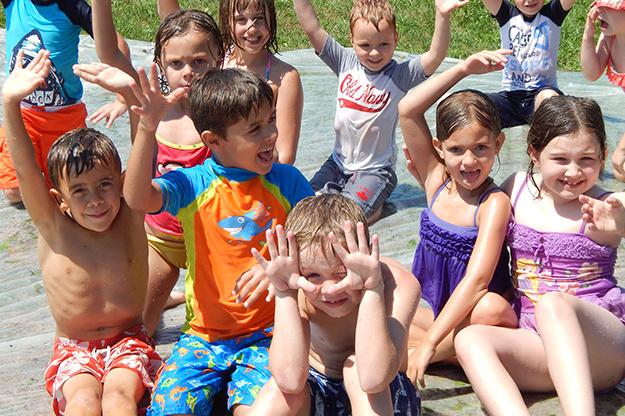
[129,63,185,133]
[2,49,51,104]
[435,0,469,15]
[580,193,625,235]
[461,49,511,76]
[88,97,128,129]
[74,62,134,96]
[584,6,600,38]
[251,225,316,294]
[327,221,382,294]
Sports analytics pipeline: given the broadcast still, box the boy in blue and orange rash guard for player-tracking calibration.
[122,65,314,415]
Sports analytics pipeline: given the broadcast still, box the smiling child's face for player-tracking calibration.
[51,161,122,232]
[298,244,362,319]
[514,0,546,17]
[350,18,398,72]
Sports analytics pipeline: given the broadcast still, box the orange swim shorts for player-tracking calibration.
[0,103,87,190]
[44,325,162,416]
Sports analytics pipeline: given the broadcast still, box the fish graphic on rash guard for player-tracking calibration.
[218,202,274,242]
[10,29,74,107]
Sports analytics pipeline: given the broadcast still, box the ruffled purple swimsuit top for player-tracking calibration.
[508,176,625,332]
[412,180,511,318]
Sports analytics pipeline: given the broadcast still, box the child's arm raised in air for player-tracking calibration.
[329,222,419,391]
[421,0,469,76]
[91,0,138,83]
[252,225,316,393]
[581,5,611,82]
[90,0,139,130]
[292,0,329,54]
[124,64,185,213]
[157,0,180,20]
[1,50,60,225]
[399,50,509,193]
[479,0,502,16]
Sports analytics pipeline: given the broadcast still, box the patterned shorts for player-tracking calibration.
[45,325,162,416]
[148,327,273,415]
[307,366,421,415]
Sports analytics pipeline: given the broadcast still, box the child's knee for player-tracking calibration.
[471,293,515,327]
[454,325,490,362]
[535,291,574,318]
[535,89,559,108]
[65,385,102,413]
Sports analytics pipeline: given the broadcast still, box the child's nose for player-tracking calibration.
[87,190,104,206]
[463,151,477,165]
[265,124,278,143]
[566,163,582,177]
[182,64,195,78]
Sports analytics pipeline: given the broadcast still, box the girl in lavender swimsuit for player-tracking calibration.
[399,49,519,389]
[455,95,625,416]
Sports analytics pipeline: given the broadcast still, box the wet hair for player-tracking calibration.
[434,90,501,185]
[350,0,396,34]
[285,194,369,258]
[47,128,121,189]
[188,67,274,139]
[154,9,224,93]
[220,0,278,54]
[436,89,501,142]
[527,95,607,194]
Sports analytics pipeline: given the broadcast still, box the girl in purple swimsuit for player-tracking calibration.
[399,49,518,388]
[455,95,625,416]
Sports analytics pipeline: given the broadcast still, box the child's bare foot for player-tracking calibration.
[164,291,185,309]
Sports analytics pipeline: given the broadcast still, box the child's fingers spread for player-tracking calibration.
[251,247,269,269]
[275,225,288,256]
[343,221,360,253]
[356,222,369,252]
[327,278,351,295]
[298,276,316,293]
[328,232,348,258]
[149,63,160,88]
[243,279,270,308]
[369,234,379,259]
[265,229,279,259]
[287,231,299,260]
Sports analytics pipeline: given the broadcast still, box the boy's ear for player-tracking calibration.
[201,130,225,152]
[49,188,69,213]
[119,170,126,198]
[432,137,444,159]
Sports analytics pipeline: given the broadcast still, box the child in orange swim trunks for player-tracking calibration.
[2,50,160,416]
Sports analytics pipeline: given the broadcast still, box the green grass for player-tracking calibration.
[0,0,595,71]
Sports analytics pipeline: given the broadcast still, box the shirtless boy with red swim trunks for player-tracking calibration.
[1,50,160,416]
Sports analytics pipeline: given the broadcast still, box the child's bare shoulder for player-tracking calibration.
[269,55,302,84]
[380,257,419,295]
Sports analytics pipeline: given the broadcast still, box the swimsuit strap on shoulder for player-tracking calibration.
[430,178,450,208]
[473,183,501,227]
[266,51,272,81]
